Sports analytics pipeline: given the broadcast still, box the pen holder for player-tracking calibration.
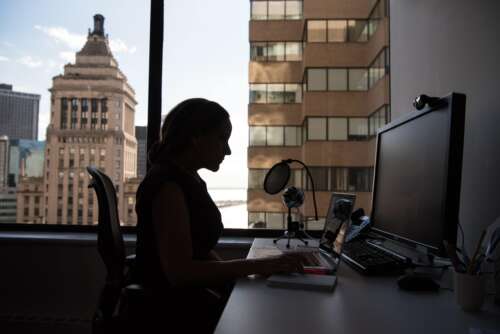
[454,272,485,312]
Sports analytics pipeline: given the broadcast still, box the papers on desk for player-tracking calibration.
[247,246,283,259]
[267,273,337,292]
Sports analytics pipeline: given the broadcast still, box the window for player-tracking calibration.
[307,167,329,191]
[348,69,368,91]
[250,83,302,103]
[307,69,327,91]
[328,20,347,42]
[250,42,267,61]
[250,84,267,103]
[266,126,284,146]
[328,118,348,140]
[307,21,327,42]
[268,1,285,20]
[328,69,347,91]
[348,20,368,42]
[307,118,327,140]
[248,169,267,189]
[348,118,368,140]
[284,126,300,146]
[251,1,302,20]
[249,126,266,146]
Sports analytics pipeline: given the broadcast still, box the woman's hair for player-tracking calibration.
[148,98,230,164]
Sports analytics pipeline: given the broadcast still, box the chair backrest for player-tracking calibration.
[87,166,125,320]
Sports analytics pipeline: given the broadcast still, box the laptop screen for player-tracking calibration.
[319,193,356,262]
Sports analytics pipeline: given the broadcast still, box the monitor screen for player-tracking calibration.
[371,93,465,255]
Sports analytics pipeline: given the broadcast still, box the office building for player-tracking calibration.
[17,14,139,226]
[0,136,8,191]
[135,125,147,178]
[7,139,45,187]
[0,84,40,140]
[0,189,17,224]
[247,0,390,228]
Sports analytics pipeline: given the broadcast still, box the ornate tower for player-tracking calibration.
[44,15,138,225]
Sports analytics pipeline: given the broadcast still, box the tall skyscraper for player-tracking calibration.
[0,84,40,140]
[18,14,138,225]
[247,0,390,228]
[135,125,147,179]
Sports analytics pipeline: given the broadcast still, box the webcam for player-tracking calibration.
[413,94,441,111]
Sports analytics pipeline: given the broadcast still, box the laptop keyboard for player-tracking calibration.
[342,240,409,275]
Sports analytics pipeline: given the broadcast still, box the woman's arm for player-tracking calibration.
[152,182,303,287]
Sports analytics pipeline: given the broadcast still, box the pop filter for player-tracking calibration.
[263,161,290,195]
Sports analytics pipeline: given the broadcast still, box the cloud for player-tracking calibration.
[34,25,86,50]
[59,51,75,63]
[0,56,9,62]
[17,56,43,68]
[35,25,136,54]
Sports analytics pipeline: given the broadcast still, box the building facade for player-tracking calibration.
[0,84,40,140]
[16,14,138,226]
[247,0,390,228]
[135,125,147,179]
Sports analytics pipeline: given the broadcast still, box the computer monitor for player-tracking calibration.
[371,93,465,257]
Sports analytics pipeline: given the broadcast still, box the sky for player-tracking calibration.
[0,0,250,189]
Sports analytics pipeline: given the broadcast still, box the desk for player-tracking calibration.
[215,238,500,334]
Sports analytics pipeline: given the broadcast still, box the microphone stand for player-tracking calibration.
[274,206,314,248]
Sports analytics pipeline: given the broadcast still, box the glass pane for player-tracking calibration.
[285,1,302,19]
[250,42,268,61]
[266,126,284,146]
[331,167,349,191]
[327,20,347,42]
[328,118,348,140]
[248,169,266,189]
[348,20,368,42]
[249,212,266,228]
[307,167,329,191]
[284,84,302,103]
[328,69,347,91]
[307,118,327,140]
[266,212,284,228]
[348,69,368,91]
[307,20,327,42]
[307,69,327,91]
[268,1,285,20]
[268,42,285,61]
[250,84,267,103]
[349,118,368,140]
[250,126,267,146]
[267,84,285,103]
[284,126,298,146]
[285,42,302,61]
[251,1,268,20]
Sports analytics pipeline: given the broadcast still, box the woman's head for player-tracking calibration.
[149,98,231,171]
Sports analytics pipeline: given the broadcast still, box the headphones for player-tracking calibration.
[412,94,441,111]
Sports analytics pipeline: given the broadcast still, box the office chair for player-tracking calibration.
[87,166,143,333]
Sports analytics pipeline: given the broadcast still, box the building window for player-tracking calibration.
[307,19,371,43]
[307,20,327,42]
[348,69,368,91]
[348,118,368,140]
[327,20,347,42]
[348,20,368,42]
[251,1,302,21]
[328,118,348,140]
[328,69,348,91]
[249,126,301,146]
[250,83,301,104]
[307,69,327,91]
[307,118,327,140]
[251,42,303,62]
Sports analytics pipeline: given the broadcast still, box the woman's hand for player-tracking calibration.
[255,252,306,276]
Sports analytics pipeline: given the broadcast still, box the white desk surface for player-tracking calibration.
[215,238,500,334]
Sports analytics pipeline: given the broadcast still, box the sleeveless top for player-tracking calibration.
[133,160,223,293]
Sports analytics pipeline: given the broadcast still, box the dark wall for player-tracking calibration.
[389,0,500,251]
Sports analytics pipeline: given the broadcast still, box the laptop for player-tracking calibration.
[266,193,356,291]
[296,192,356,273]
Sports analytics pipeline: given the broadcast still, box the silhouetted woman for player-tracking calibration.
[132,98,303,333]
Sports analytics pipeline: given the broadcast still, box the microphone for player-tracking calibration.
[263,159,318,221]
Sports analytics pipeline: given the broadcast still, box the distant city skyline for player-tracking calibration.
[0,0,249,188]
